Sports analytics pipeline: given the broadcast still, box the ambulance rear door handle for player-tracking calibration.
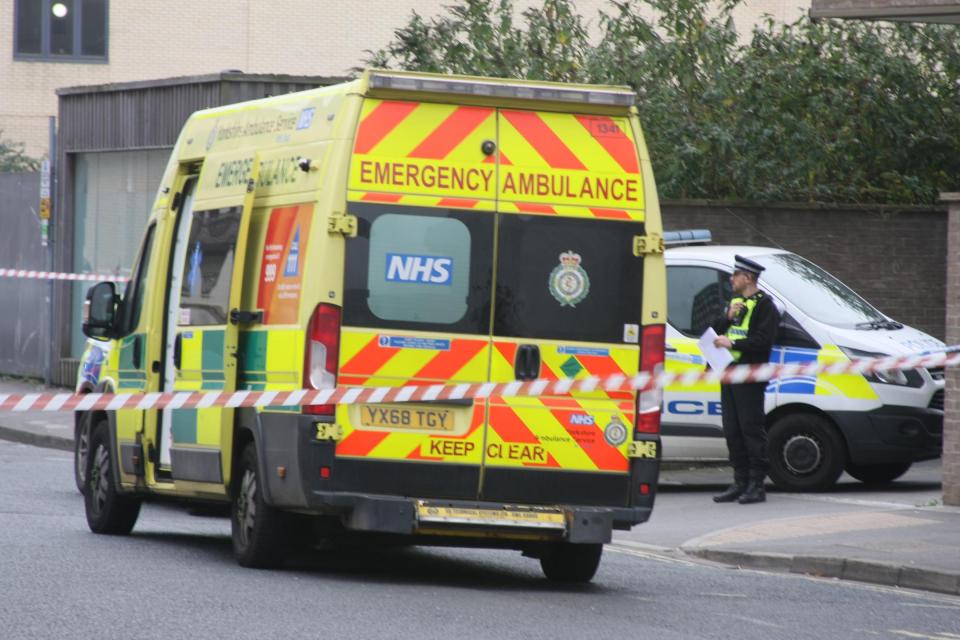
[173,333,182,370]
[514,344,541,380]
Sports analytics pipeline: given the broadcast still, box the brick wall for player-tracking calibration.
[663,201,948,340]
[943,196,959,506]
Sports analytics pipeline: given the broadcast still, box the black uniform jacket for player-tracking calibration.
[712,292,781,365]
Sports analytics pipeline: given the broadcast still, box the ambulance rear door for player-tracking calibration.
[339,99,497,499]
[483,109,646,507]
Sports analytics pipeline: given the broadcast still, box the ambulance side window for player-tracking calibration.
[667,265,731,337]
[117,223,155,335]
[178,207,242,326]
[343,204,493,334]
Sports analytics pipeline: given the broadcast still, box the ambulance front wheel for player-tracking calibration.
[84,418,141,535]
[74,411,93,493]
[539,543,603,583]
[767,413,846,492]
[231,442,290,568]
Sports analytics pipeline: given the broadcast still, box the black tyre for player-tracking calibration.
[767,413,846,492]
[74,412,93,493]
[845,461,912,485]
[231,442,290,568]
[84,418,141,535]
[539,543,603,583]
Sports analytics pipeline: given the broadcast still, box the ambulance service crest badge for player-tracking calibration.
[548,250,590,307]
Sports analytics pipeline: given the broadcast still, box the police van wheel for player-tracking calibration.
[231,443,289,569]
[74,412,93,493]
[539,543,603,583]
[767,414,846,492]
[845,462,912,485]
[84,418,141,535]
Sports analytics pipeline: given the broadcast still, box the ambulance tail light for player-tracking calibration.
[636,324,665,435]
[303,304,341,416]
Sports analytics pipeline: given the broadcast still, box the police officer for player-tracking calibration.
[711,255,780,504]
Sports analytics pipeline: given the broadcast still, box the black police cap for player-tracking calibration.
[734,254,765,275]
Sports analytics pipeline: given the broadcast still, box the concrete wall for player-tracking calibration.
[663,201,947,340]
[0,0,809,158]
[0,171,49,379]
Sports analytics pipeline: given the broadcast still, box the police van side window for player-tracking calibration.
[178,207,243,326]
[343,203,493,334]
[117,223,155,335]
[667,265,731,337]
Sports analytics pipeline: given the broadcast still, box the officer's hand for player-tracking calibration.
[714,336,733,349]
[727,302,744,320]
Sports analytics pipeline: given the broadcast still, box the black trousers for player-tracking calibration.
[720,381,769,479]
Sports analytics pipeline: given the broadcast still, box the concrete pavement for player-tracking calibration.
[1,377,958,596]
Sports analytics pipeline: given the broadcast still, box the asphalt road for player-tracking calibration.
[2,440,958,640]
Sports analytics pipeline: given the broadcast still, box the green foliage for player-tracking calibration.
[0,131,40,173]
[365,0,960,205]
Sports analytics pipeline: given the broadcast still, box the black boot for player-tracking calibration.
[737,478,766,504]
[713,481,747,503]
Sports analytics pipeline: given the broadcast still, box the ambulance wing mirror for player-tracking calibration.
[82,282,119,340]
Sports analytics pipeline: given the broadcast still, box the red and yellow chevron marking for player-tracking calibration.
[486,396,631,472]
[354,192,494,211]
[336,403,485,464]
[349,100,497,204]
[335,329,489,464]
[339,330,489,387]
[498,110,644,219]
[491,340,638,401]
[348,99,644,219]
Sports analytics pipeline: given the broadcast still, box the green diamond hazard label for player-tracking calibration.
[560,356,583,378]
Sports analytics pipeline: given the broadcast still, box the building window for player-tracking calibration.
[14,0,108,61]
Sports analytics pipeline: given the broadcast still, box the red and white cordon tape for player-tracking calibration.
[2,349,958,414]
[0,268,130,283]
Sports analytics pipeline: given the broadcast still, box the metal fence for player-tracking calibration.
[0,171,49,380]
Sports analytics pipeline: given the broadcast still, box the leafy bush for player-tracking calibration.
[366,0,960,205]
[0,131,40,173]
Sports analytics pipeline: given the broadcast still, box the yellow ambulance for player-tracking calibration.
[78,70,666,582]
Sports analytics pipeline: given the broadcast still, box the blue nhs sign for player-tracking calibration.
[385,253,453,285]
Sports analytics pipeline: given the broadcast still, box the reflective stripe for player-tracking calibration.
[725,294,763,362]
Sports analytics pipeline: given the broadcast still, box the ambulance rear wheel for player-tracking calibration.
[231,442,289,569]
[845,461,912,485]
[767,413,846,492]
[84,418,141,535]
[539,543,603,583]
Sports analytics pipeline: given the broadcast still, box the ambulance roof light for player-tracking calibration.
[663,230,713,246]
[368,72,636,107]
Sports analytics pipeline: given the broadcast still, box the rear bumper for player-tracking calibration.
[829,405,942,466]
[302,492,652,544]
[255,412,656,545]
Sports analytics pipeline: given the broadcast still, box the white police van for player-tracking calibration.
[663,231,944,491]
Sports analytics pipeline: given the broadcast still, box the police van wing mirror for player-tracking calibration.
[82,281,119,339]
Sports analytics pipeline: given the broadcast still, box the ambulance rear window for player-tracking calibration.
[494,216,643,343]
[343,203,493,334]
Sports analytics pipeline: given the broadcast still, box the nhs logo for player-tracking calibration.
[385,253,453,285]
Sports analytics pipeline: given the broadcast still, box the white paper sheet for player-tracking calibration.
[699,327,734,371]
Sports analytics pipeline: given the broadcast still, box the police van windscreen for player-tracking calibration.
[342,203,493,334]
[494,215,643,343]
[757,253,887,328]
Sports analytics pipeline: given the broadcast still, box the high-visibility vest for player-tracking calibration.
[725,293,765,362]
